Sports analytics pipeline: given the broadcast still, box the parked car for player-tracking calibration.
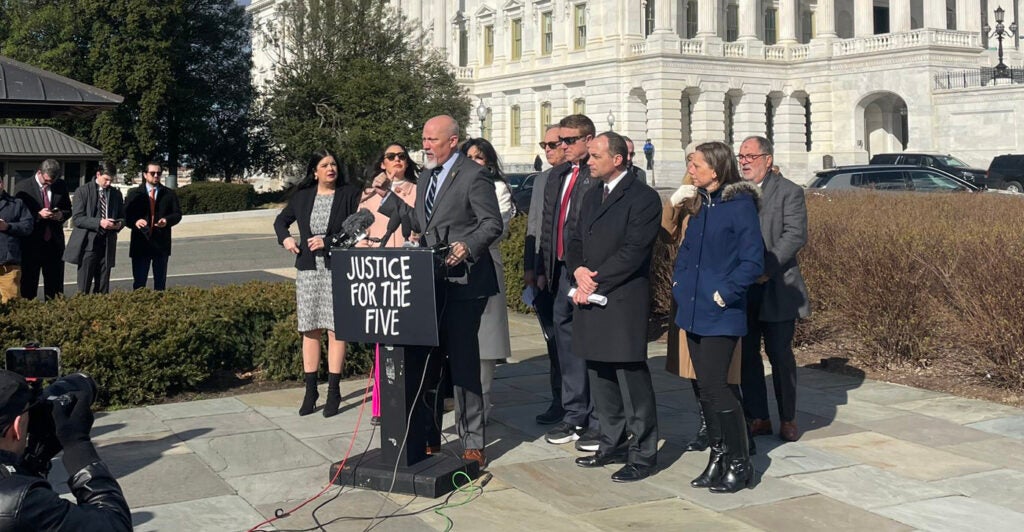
[506,172,537,192]
[511,173,538,215]
[808,165,981,193]
[869,152,988,187]
[986,154,1024,193]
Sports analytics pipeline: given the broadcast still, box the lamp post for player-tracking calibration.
[607,110,615,131]
[476,101,488,138]
[983,6,1018,79]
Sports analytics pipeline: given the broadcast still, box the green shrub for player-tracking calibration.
[0,281,373,407]
[178,181,256,214]
[500,215,532,314]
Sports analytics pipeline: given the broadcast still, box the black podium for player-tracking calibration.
[327,247,479,497]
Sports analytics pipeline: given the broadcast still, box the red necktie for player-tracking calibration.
[556,165,580,259]
[41,185,52,241]
[149,188,157,234]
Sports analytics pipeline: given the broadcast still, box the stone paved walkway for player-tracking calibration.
[78,313,1024,531]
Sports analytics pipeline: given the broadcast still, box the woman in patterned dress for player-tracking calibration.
[274,149,361,417]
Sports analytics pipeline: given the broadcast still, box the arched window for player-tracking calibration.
[724,97,735,146]
[804,97,812,152]
[765,95,776,144]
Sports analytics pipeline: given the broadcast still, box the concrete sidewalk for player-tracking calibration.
[75,311,1024,532]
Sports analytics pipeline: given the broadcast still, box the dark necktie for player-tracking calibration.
[148,187,157,234]
[98,188,108,220]
[424,167,442,221]
[41,185,52,241]
[602,185,610,203]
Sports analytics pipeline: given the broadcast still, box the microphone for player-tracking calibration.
[328,208,375,249]
[378,212,402,248]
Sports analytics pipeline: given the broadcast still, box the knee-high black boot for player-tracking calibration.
[686,380,709,452]
[710,409,753,493]
[690,400,725,488]
[323,372,342,418]
[299,372,319,416]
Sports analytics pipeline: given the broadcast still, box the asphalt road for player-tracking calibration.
[51,233,295,297]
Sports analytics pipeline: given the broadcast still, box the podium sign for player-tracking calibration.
[331,248,438,347]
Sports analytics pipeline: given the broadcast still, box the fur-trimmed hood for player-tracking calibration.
[721,180,762,211]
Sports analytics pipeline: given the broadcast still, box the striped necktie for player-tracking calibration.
[98,188,108,219]
[424,167,442,221]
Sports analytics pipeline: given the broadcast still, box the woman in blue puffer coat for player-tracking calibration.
[672,141,764,494]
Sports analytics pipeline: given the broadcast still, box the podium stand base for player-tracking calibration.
[329,449,480,498]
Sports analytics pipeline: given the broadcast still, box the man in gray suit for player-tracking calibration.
[525,125,567,425]
[376,115,503,468]
[64,161,126,294]
[737,136,811,442]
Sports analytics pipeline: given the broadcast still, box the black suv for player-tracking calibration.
[986,154,1024,193]
[808,165,980,193]
[869,153,988,188]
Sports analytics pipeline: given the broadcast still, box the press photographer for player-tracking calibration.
[0,368,131,531]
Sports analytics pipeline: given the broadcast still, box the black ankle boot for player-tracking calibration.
[323,372,342,418]
[299,372,319,416]
[690,400,724,488]
[710,409,753,493]
[688,384,712,450]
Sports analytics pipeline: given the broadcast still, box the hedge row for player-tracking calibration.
[178,182,257,215]
[0,282,371,408]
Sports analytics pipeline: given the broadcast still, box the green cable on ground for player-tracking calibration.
[434,471,484,532]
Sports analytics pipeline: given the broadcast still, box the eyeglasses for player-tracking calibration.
[383,152,408,161]
[737,154,768,162]
[146,171,161,176]
[538,141,562,150]
[559,135,584,145]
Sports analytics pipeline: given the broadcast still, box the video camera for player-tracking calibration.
[5,346,97,478]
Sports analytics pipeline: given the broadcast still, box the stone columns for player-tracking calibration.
[732,88,770,150]
[957,0,982,33]
[855,0,874,37]
[434,0,448,51]
[773,92,809,182]
[923,0,949,29]
[655,0,673,33]
[690,84,727,143]
[890,0,911,33]
[816,0,838,38]
[778,0,798,43]
[738,0,758,39]
[696,0,720,38]
[409,0,422,27]
[645,85,685,186]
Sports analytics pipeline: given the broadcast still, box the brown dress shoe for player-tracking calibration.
[426,445,441,455]
[779,421,800,442]
[463,448,486,468]
[749,418,772,436]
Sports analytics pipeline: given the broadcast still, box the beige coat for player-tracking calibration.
[661,192,742,383]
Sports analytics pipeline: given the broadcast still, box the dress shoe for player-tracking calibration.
[611,463,655,483]
[535,403,566,425]
[575,451,627,468]
[779,421,800,442]
[748,418,772,437]
[463,448,486,468]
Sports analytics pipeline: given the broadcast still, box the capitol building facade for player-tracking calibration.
[249,0,1024,184]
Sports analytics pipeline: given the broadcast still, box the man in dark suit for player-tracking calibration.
[567,131,662,482]
[737,136,811,442]
[63,161,126,294]
[623,136,647,184]
[124,162,182,290]
[524,125,567,425]
[536,114,601,451]
[375,115,503,468]
[14,159,72,300]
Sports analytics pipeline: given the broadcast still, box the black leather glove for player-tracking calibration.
[52,391,100,475]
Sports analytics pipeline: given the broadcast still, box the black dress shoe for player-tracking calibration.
[535,404,566,425]
[575,451,627,468]
[611,463,655,482]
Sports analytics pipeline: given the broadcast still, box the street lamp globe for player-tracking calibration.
[476,101,488,137]
[995,5,1005,24]
[607,110,615,131]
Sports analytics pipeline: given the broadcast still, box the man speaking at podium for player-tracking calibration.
[375,115,503,468]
